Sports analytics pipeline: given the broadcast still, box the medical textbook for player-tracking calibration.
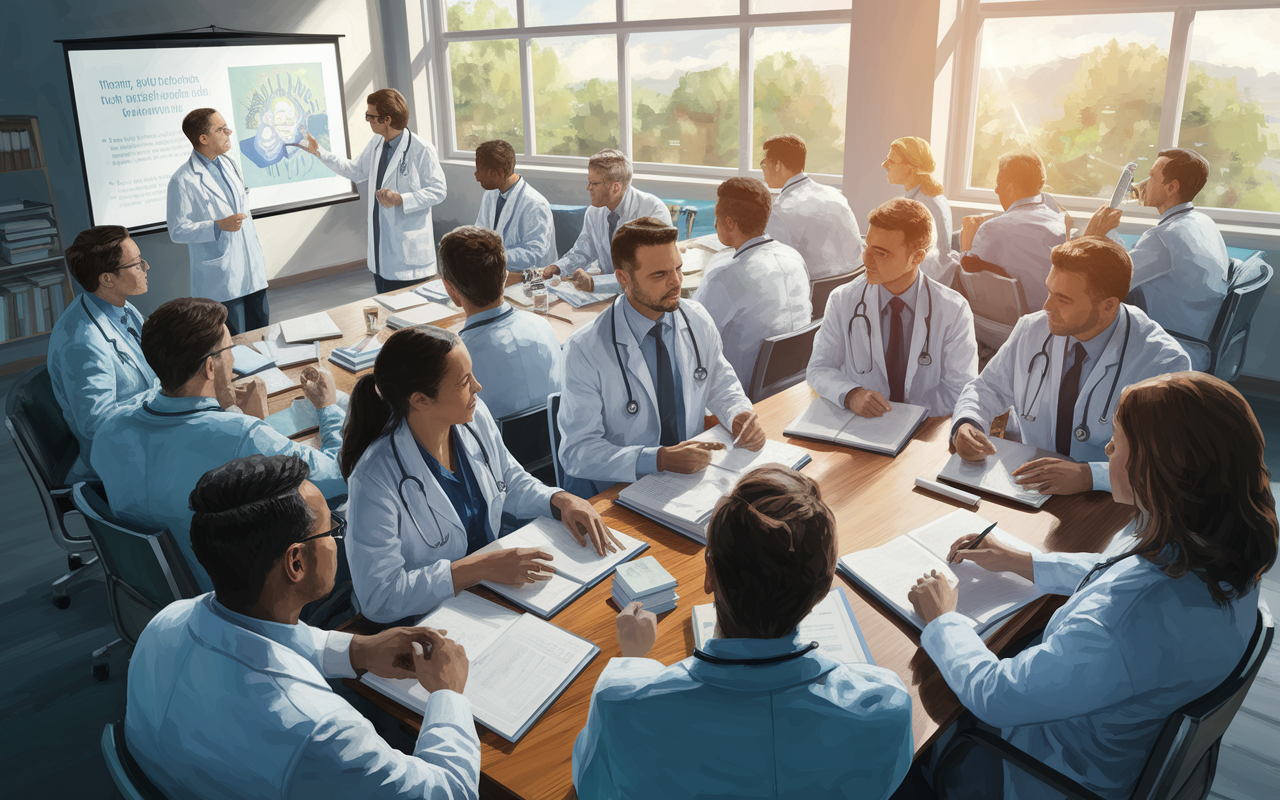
[692,588,875,666]
[279,312,343,343]
[474,517,649,618]
[937,436,1063,509]
[783,395,927,457]
[615,425,812,544]
[360,592,599,743]
[837,509,1044,637]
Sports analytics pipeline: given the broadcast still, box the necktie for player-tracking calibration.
[122,312,141,344]
[886,297,907,403]
[1056,342,1087,456]
[607,210,620,244]
[650,321,679,447]
[373,141,394,275]
[494,192,508,227]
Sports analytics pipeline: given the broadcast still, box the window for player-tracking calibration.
[429,0,853,177]
[959,2,1280,219]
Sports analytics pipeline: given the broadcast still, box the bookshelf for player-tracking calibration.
[0,116,74,349]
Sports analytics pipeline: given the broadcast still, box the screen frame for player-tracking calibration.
[59,30,359,235]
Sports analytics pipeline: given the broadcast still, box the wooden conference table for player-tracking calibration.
[235,282,1134,800]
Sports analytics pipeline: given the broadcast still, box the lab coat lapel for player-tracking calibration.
[904,272,929,393]
[496,180,524,237]
[82,296,146,377]
[455,423,501,506]
[377,137,400,190]
[1073,311,1127,433]
[867,285,890,384]
[190,153,232,213]
[392,421,465,545]
[187,598,329,691]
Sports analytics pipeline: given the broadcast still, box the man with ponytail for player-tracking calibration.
[573,466,913,798]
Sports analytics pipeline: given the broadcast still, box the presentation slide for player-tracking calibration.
[65,37,356,233]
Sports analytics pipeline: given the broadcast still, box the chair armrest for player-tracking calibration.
[956,727,1108,800]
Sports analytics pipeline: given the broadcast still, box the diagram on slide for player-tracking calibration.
[229,63,334,188]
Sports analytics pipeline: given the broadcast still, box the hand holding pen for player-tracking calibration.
[947,522,1036,581]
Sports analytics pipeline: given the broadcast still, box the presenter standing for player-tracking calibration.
[303,88,447,293]
[167,108,269,335]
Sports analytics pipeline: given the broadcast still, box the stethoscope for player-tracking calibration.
[1075,551,1137,594]
[83,296,143,375]
[846,279,934,374]
[1020,306,1132,443]
[390,423,505,549]
[461,306,514,333]
[142,400,222,417]
[778,174,811,197]
[732,237,773,260]
[693,641,819,665]
[381,130,415,188]
[610,300,706,416]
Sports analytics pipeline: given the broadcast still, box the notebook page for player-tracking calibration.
[414,591,521,657]
[786,396,851,440]
[834,402,926,450]
[504,284,533,307]
[619,466,738,524]
[939,437,1053,508]
[696,425,809,474]
[279,312,341,343]
[390,303,455,326]
[840,536,955,628]
[476,517,645,585]
[690,589,871,665]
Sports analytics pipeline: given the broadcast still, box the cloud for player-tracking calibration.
[631,32,739,82]
[526,0,615,27]
[1190,9,1280,78]
[980,15,1169,71]
[535,35,619,84]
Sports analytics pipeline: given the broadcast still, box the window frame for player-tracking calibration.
[947,0,1280,228]
[423,0,855,181]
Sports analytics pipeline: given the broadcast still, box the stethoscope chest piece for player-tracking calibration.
[626,400,639,415]
[918,353,932,367]
[1074,425,1089,443]
[693,366,708,381]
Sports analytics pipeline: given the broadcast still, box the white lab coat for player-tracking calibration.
[559,297,752,489]
[346,400,559,623]
[807,271,977,417]
[475,179,556,273]
[556,186,673,294]
[964,193,1067,312]
[573,633,913,799]
[765,173,863,280]
[922,523,1258,800]
[46,294,159,481]
[951,307,1191,490]
[907,185,959,287]
[692,237,812,390]
[459,304,563,420]
[1127,202,1230,370]
[313,132,448,281]
[167,151,268,302]
[126,594,480,800]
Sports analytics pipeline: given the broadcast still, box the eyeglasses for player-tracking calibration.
[115,257,149,273]
[211,126,232,135]
[364,113,384,121]
[202,343,236,362]
[296,515,347,546]
[587,180,606,189]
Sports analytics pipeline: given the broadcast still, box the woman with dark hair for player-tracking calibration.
[343,326,617,623]
[909,371,1278,800]
[574,466,913,799]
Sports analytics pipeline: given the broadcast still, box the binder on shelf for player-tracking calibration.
[0,277,33,337]
[17,130,34,169]
[26,268,66,322]
[0,284,10,339]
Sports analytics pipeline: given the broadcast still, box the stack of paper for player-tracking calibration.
[256,327,320,368]
[230,344,276,377]
[612,556,678,613]
[784,395,927,456]
[692,588,875,666]
[937,437,1060,509]
[374,292,429,312]
[475,517,648,618]
[279,312,343,343]
[360,592,599,742]
[328,336,383,372]
[413,281,454,305]
[837,509,1044,637]
[386,302,456,330]
[549,283,616,308]
[615,425,812,544]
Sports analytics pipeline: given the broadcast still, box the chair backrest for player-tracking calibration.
[497,403,553,474]
[958,268,1029,326]
[101,722,170,800]
[809,270,861,320]
[747,320,822,403]
[72,482,200,645]
[1208,257,1272,381]
[547,392,564,489]
[1129,605,1274,800]
[5,365,86,550]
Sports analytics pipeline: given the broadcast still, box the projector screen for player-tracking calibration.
[62,32,357,234]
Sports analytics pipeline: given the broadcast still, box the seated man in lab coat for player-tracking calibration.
[92,297,346,591]
[952,236,1190,495]
[126,453,480,800]
[573,466,913,799]
[439,225,563,419]
[541,148,672,295]
[808,198,977,418]
[48,225,159,481]
[760,133,863,280]
[558,218,765,498]
[692,176,811,390]
[959,151,1068,312]
[472,139,555,274]
[1079,147,1229,371]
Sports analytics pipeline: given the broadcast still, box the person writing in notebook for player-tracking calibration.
[574,466,913,799]
[908,372,1276,800]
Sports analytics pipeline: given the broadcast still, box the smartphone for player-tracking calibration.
[1110,162,1138,208]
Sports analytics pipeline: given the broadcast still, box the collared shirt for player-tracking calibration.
[1065,309,1121,386]
[967,192,1067,311]
[86,291,143,342]
[877,275,920,348]
[460,303,563,419]
[495,176,521,222]
[381,131,404,171]
[416,430,491,555]
[622,297,686,476]
[779,173,810,195]
[462,302,512,332]
[732,234,772,259]
[193,149,239,212]
[210,597,331,670]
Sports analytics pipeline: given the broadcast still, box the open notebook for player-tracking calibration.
[476,517,649,618]
[360,592,598,743]
[692,588,875,666]
[937,437,1063,509]
[784,396,927,456]
[838,509,1044,637]
[386,302,456,330]
[616,426,812,544]
[279,312,343,343]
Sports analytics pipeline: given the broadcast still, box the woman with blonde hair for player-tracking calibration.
[884,137,955,278]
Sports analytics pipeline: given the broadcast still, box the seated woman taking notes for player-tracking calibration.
[343,326,618,624]
[908,371,1278,800]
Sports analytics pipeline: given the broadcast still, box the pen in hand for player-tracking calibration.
[949,521,998,563]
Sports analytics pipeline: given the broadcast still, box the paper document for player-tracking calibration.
[230,344,275,376]
[504,284,533,307]
[938,437,1061,508]
[784,396,926,456]
[279,312,342,343]
[696,425,812,474]
[692,588,874,666]
[264,391,349,437]
[257,328,320,367]
[386,303,456,329]
[413,281,455,306]
[549,284,616,308]
[375,293,429,312]
[257,367,299,396]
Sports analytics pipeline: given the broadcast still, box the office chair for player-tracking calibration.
[4,365,98,608]
[957,268,1029,351]
[101,722,170,800]
[71,482,200,681]
[809,269,861,321]
[498,403,554,485]
[934,604,1274,800]
[1170,255,1273,382]
[747,320,822,403]
[547,392,564,490]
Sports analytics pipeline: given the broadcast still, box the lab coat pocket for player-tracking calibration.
[402,228,435,265]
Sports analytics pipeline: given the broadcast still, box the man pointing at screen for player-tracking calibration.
[167,108,269,335]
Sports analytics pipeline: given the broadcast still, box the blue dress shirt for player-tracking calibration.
[416,430,491,555]
[621,298,685,476]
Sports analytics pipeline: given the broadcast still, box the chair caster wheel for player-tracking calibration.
[93,663,110,681]
[53,593,70,609]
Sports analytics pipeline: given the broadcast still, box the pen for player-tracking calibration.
[950,521,998,563]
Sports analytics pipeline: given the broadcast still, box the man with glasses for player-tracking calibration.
[124,454,481,800]
[92,297,346,591]
[168,107,270,335]
[48,226,160,480]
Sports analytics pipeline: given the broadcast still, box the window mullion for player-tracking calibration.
[619,31,632,157]
[520,36,535,156]
[1157,7,1195,152]
[739,24,753,174]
